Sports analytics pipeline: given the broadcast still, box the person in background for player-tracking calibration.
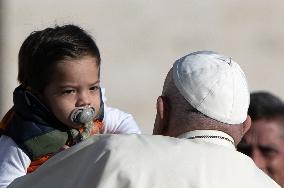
[8,51,280,188]
[238,91,284,187]
[0,24,140,188]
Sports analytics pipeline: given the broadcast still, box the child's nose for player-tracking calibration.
[76,91,91,107]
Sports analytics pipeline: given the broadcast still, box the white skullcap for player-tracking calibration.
[172,51,249,124]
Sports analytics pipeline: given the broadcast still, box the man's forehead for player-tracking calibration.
[246,119,284,142]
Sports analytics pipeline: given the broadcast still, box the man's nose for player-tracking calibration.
[76,91,91,107]
[251,149,267,173]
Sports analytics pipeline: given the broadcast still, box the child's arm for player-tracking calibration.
[102,105,141,134]
[0,135,30,188]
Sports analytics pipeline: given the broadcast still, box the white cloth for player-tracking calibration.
[8,131,280,188]
[0,135,30,188]
[0,104,140,188]
[177,130,235,148]
[102,105,141,134]
[172,51,249,124]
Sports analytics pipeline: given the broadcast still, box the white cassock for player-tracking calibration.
[8,131,280,188]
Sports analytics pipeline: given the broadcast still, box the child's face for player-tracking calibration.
[41,56,101,128]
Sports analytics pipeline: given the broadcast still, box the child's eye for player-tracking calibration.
[62,89,76,94]
[90,86,100,91]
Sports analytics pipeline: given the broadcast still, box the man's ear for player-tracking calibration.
[242,115,251,136]
[153,96,169,135]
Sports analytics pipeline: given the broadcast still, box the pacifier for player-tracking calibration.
[70,105,96,126]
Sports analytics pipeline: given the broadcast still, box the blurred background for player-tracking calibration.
[1,0,284,134]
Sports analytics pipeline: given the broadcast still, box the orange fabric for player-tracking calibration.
[27,154,53,173]
[90,120,104,134]
[95,120,104,133]
[78,120,104,135]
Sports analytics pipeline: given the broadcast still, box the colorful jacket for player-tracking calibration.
[0,85,104,172]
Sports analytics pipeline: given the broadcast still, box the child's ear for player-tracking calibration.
[153,96,169,135]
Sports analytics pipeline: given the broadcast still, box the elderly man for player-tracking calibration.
[238,91,284,187]
[9,51,280,188]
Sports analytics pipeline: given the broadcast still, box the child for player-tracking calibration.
[0,24,140,188]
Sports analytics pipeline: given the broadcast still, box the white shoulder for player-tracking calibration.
[103,105,141,134]
[0,135,30,188]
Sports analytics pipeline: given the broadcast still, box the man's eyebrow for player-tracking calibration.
[259,144,278,151]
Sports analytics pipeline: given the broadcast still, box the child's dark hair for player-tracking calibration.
[18,24,101,93]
